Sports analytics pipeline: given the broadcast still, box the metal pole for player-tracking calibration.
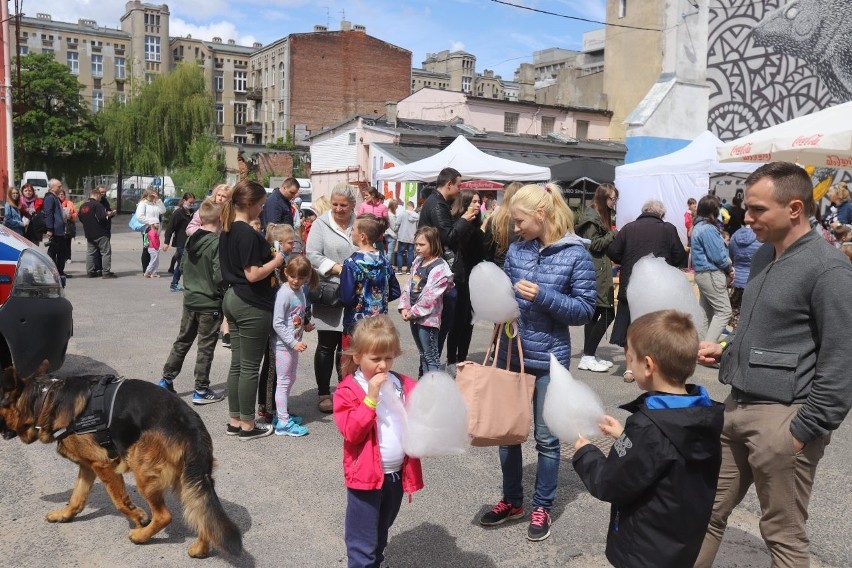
[0,0,13,197]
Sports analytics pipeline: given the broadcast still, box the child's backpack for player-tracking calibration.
[142,230,150,248]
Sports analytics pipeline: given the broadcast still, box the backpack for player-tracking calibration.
[25,211,47,243]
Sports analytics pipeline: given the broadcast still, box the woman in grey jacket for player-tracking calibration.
[305,183,357,413]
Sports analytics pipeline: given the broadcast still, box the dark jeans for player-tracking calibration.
[499,373,560,509]
[315,330,343,396]
[257,338,277,415]
[446,281,473,364]
[610,299,631,348]
[410,323,440,377]
[47,236,70,275]
[437,286,458,358]
[345,472,403,568]
[141,244,151,272]
[583,306,615,357]
[396,242,414,271]
[162,307,222,391]
[170,247,184,289]
[223,289,273,421]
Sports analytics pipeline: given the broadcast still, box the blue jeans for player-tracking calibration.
[498,373,560,509]
[410,323,440,377]
[170,246,184,289]
[396,242,414,270]
[385,236,397,265]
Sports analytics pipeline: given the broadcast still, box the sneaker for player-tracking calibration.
[479,500,525,526]
[170,286,184,292]
[595,357,614,369]
[527,506,552,541]
[87,272,99,278]
[238,423,274,441]
[192,389,225,405]
[157,378,176,393]
[102,272,117,279]
[275,419,309,437]
[578,355,610,372]
[225,424,241,436]
[221,333,231,349]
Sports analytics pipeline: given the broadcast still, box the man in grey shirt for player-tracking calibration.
[694,162,852,567]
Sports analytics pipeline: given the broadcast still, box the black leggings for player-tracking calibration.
[446,281,473,364]
[583,306,616,356]
[315,330,343,396]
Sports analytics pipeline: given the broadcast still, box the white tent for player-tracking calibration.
[375,135,551,182]
[614,131,760,243]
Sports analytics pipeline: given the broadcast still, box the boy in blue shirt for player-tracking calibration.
[573,310,723,568]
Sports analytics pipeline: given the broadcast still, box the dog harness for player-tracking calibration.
[51,375,126,459]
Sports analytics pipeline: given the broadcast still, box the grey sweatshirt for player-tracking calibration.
[719,230,852,443]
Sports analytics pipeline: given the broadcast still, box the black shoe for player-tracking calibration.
[97,270,103,277]
[63,273,73,279]
[102,272,117,279]
[87,272,99,278]
[167,269,174,274]
[480,500,525,526]
[221,333,231,349]
[238,423,274,441]
[225,424,241,436]
[527,506,552,541]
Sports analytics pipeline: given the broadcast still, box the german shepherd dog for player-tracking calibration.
[0,364,241,559]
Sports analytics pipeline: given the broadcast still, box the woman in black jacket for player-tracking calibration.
[163,193,196,292]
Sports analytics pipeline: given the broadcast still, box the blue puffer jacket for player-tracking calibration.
[498,233,596,373]
[728,226,762,289]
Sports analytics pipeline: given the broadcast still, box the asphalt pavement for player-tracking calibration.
[0,222,848,567]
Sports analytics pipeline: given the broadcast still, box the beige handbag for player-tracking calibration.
[456,323,536,447]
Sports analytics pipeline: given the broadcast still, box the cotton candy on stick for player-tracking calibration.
[469,261,520,324]
[543,354,606,440]
[402,371,469,457]
[626,255,704,326]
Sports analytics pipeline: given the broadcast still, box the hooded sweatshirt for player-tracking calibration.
[182,229,223,313]
[728,226,762,289]
[339,250,401,330]
[396,208,420,244]
[573,385,724,568]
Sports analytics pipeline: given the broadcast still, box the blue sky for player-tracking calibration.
[35,0,607,78]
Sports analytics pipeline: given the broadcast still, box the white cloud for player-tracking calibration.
[170,18,257,47]
[450,40,465,52]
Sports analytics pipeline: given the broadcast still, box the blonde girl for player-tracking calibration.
[333,315,423,568]
[483,181,523,268]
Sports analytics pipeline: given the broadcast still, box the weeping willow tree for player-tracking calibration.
[99,63,213,173]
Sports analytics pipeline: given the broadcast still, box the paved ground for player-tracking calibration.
[0,222,849,567]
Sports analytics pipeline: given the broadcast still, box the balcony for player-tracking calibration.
[246,121,262,134]
[246,87,262,101]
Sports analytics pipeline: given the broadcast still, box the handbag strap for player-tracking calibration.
[482,321,525,375]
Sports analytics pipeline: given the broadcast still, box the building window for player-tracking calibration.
[348,132,356,145]
[234,103,247,125]
[576,120,590,139]
[144,35,160,62]
[618,0,627,18]
[234,135,247,144]
[18,45,28,56]
[144,13,161,27]
[214,72,224,92]
[42,48,54,56]
[216,104,224,125]
[462,76,472,93]
[145,73,154,85]
[92,91,104,113]
[234,71,247,93]
[91,54,103,78]
[117,93,127,105]
[115,57,126,79]
[541,116,555,136]
[67,52,79,74]
[504,112,519,134]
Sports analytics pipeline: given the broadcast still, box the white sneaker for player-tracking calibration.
[595,357,614,369]
[578,355,609,372]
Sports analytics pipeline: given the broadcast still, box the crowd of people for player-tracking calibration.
[5,162,852,567]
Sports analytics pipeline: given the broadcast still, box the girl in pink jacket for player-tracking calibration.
[333,315,423,568]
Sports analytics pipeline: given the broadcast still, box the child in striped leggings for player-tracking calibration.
[272,255,318,436]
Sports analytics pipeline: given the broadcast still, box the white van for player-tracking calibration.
[20,171,49,198]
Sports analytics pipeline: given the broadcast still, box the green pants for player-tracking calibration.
[223,289,273,421]
[162,306,223,391]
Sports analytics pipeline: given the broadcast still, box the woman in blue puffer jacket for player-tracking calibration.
[478,183,596,542]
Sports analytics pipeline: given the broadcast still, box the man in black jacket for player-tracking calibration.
[607,199,687,350]
[79,188,116,278]
[417,167,477,357]
[92,184,116,275]
[260,177,298,231]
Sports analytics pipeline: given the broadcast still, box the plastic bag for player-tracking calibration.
[469,262,520,324]
[626,255,704,327]
[543,354,606,440]
[403,371,469,457]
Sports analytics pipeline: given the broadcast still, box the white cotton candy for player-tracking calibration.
[402,371,469,458]
[543,354,606,440]
[626,255,704,326]
[469,261,520,324]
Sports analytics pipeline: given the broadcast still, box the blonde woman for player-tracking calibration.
[135,188,166,272]
[483,181,523,268]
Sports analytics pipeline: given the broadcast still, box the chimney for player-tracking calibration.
[36,13,52,20]
[253,42,263,48]
[212,37,222,43]
[353,24,366,32]
[313,25,328,32]
[78,18,97,26]
[385,101,398,127]
[341,20,352,31]
[228,39,236,45]
[517,63,535,102]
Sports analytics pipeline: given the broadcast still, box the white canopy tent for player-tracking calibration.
[375,135,551,182]
[614,131,760,244]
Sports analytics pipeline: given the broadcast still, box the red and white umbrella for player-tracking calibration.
[716,101,852,168]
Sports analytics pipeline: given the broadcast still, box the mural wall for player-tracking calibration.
[707,0,851,142]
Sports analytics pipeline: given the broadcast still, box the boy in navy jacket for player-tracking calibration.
[573,310,723,568]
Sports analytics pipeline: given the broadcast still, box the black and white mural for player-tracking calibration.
[707,0,852,142]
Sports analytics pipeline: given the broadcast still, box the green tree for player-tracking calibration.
[170,133,225,198]
[12,53,99,173]
[99,62,213,173]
